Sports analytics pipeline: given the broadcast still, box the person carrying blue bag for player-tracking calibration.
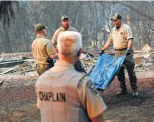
[99,13,138,97]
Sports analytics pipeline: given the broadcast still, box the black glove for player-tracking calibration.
[126,49,131,56]
[99,50,104,56]
[46,57,54,68]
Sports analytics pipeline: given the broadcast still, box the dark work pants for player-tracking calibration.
[75,60,87,74]
[117,51,137,92]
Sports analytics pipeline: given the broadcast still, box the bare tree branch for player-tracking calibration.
[117,1,154,21]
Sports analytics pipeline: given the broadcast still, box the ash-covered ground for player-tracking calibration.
[0,52,154,122]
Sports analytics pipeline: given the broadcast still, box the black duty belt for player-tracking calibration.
[115,48,127,51]
[37,58,54,68]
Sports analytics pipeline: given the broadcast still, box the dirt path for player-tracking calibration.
[0,77,154,122]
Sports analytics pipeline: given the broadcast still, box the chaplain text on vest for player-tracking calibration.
[39,91,66,102]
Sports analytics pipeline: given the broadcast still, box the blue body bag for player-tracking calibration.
[89,54,125,90]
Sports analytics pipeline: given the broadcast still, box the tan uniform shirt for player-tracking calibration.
[35,60,107,122]
[32,35,55,64]
[108,24,133,49]
[51,26,77,46]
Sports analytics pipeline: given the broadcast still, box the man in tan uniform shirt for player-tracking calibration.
[51,15,86,73]
[36,31,107,122]
[100,13,138,96]
[51,16,77,46]
[32,24,57,76]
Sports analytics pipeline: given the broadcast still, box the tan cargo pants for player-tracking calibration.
[36,64,50,76]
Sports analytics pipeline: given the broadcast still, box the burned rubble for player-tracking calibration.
[0,44,153,88]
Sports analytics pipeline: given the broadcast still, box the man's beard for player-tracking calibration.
[116,26,120,30]
[43,32,47,38]
[62,25,69,29]
[116,23,121,30]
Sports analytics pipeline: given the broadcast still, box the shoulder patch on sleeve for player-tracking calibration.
[123,24,131,30]
[87,81,101,98]
[43,39,50,46]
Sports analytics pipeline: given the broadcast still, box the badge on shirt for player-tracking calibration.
[120,32,123,35]
[87,82,101,98]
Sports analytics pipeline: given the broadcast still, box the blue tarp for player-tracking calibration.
[89,54,125,90]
